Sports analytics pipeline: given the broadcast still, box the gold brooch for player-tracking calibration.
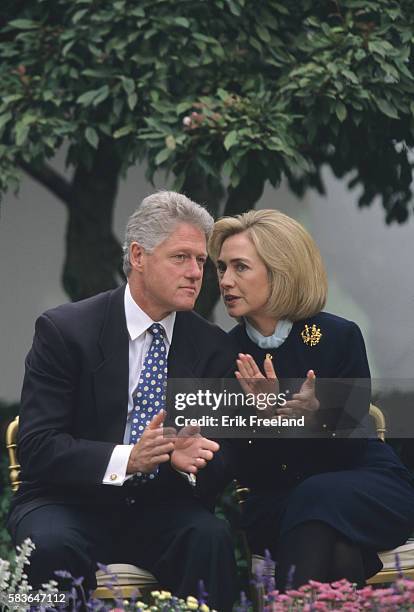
[301,323,322,346]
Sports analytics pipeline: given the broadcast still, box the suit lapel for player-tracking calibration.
[93,302,200,442]
[93,285,129,443]
[166,312,202,422]
[168,312,200,378]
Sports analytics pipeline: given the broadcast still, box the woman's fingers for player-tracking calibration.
[238,353,262,378]
[235,370,254,395]
[263,356,277,380]
[277,400,302,415]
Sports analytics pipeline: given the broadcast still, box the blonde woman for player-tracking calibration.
[209,209,414,591]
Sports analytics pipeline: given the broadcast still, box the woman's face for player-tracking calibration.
[217,231,271,320]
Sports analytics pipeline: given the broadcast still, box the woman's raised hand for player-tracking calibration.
[235,353,279,399]
[236,354,320,421]
[277,370,320,420]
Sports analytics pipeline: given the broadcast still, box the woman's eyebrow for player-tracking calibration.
[227,257,251,264]
[217,256,251,266]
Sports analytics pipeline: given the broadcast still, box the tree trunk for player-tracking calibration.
[63,141,124,301]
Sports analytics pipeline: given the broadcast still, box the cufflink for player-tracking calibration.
[110,473,118,481]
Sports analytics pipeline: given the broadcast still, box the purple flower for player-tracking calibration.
[54,569,73,578]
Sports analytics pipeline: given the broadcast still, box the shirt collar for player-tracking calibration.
[244,318,293,349]
[124,283,176,345]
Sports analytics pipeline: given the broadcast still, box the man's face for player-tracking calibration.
[130,223,207,320]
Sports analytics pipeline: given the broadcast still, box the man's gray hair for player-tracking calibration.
[123,191,214,276]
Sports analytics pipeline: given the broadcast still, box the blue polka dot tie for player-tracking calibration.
[129,323,168,482]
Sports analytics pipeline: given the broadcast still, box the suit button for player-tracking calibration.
[281,463,287,471]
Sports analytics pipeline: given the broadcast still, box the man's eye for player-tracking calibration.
[197,257,207,267]
[174,254,187,261]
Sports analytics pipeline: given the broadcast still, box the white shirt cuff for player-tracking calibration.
[102,445,134,486]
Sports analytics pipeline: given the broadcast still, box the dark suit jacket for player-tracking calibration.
[9,285,237,529]
[228,312,372,492]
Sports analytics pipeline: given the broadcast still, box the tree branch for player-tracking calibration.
[19,160,72,207]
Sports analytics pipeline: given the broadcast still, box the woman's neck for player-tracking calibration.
[245,315,278,337]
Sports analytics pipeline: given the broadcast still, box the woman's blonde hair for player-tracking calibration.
[208,209,327,321]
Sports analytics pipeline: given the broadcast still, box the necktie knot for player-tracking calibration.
[149,323,165,337]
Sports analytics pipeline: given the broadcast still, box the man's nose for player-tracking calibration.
[185,258,203,279]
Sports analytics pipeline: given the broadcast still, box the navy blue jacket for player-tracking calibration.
[229,312,372,490]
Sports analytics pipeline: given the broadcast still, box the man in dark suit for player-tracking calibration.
[8,191,238,611]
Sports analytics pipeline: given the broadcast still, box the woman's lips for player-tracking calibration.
[224,295,241,305]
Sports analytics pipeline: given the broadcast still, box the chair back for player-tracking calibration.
[5,416,21,492]
[369,403,386,441]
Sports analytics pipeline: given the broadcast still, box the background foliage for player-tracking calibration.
[0,0,413,310]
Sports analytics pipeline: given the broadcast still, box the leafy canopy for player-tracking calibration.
[0,0,414,222]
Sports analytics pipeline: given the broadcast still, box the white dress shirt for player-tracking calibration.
[103,284,176,485]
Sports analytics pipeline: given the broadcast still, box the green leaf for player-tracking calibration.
[175,17,190,28]
[62,41,75,56]
[113,125,134,138]
[255,25,271,43]
[165,135,176,150]
[131,7,145,17]
[15,123,29,146]
[121,77,135,95]
[176,101,193,114]
[228,1,242,16]
[222,159,233,176]
[173,172,185,191]
[3,94,23,104]
[335,101,347,122]
[217,88,229,101]
[8,19,39,29]
[155,148,172,165]
[342,69,358,84]
[82,69,110,78]
[0,112,12,130]
[376,99,399,119]
[368,41,387,58]
[77,90,99,106]
[92,85,110,106]
[72,9,88,24]
[21,114,38,126]
[223,131,238,150]
[85,127,99,149]
[127,93,138,110]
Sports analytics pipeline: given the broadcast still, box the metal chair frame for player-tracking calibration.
[5,415,158,599]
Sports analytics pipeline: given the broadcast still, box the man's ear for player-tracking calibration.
[130,242,146,271]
